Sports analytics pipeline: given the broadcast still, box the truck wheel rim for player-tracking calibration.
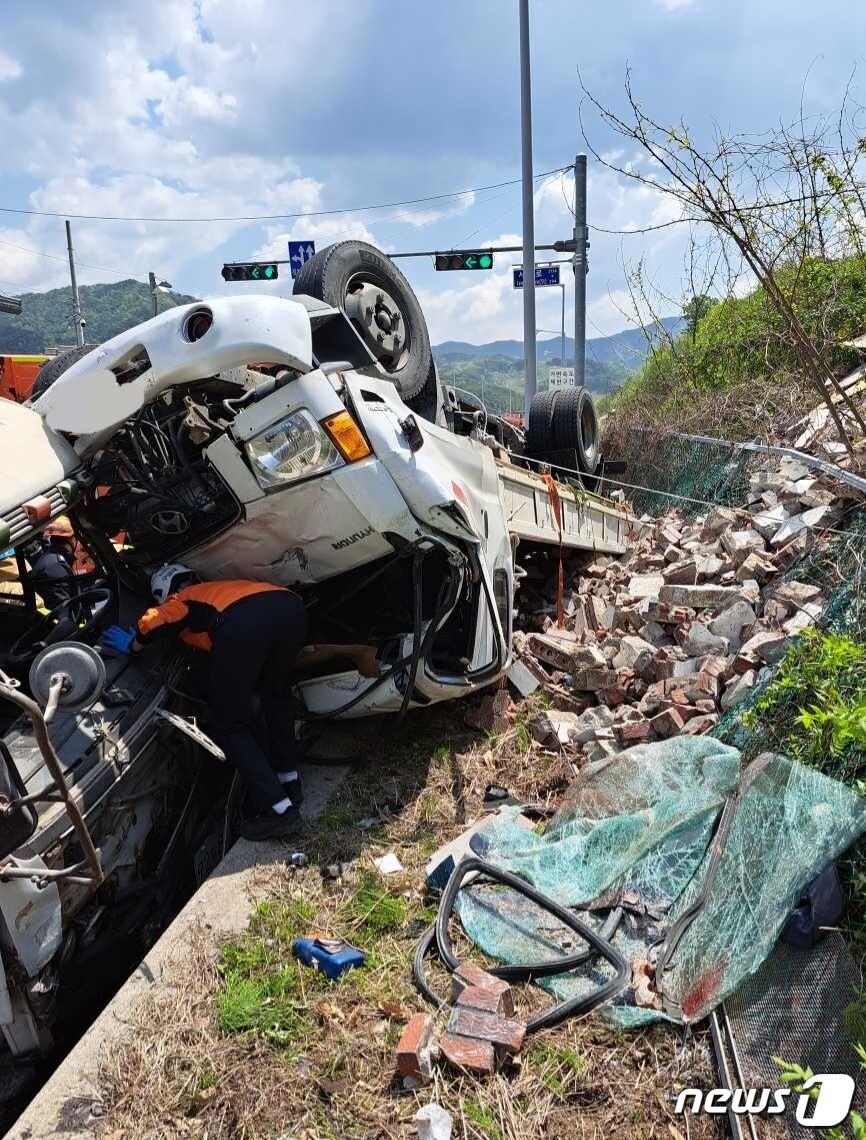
[344,277,410,370]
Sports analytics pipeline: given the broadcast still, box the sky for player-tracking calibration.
[0,0,864,346]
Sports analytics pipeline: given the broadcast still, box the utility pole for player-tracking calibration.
[573,154,589,389]
[148,271,173,318]
[65,220,84,348]
[519,0,536,420]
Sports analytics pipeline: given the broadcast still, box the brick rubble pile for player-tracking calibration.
[508,455,855,759]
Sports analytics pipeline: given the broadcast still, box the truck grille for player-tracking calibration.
[2,484,69,546]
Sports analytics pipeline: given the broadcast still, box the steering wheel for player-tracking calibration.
[4,584,116,669]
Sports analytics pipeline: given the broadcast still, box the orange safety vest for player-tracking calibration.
[137,580,289,652]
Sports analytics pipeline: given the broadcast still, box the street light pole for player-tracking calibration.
[65,220,84,348]
[519,0,537,420]
[573,154,589,389]
[559,282,565,367]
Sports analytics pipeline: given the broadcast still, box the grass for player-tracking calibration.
[96,698,721,1140]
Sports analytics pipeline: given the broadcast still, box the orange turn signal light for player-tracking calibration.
[321,411,372,463]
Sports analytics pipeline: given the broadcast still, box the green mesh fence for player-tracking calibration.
[599,428,760,518]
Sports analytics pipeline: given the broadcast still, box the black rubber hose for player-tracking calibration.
[413,856,629,1032]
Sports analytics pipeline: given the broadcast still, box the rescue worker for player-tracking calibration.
[25,517,78,609]
[101,564,307,841]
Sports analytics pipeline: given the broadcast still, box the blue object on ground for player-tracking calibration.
[293,937,366,980]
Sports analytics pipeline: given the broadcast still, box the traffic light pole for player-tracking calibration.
[573,154,589,389]
[519,0,537,419]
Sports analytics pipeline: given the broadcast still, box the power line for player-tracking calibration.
[0,167,569,225]
[0,237,131,276]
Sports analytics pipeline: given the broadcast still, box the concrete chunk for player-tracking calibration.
[721,529,766,563]
[681,712,720,735]
[708,600,756,651]
[626,573,665,600]
[680,623,729,657]
[721,669,756,710]
[705,505,739,533]
[751,505,789,540]
[570,704,616,743]
[771,505,833,547]
[773,580,822,607]
[783,602,824,635]
[658,584,744,610]
[612,635,656,674]
[739,629,789,665]
[662,558,698,585]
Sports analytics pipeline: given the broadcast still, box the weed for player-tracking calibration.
[342,868,408,940]
[463,1097,504,1140]
[528,1040,586,1096]
[743,628,866,776]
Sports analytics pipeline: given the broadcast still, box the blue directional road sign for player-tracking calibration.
[513,265,561,289]
[288,240,316,279]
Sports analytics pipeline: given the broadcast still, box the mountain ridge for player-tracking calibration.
[432,316,683,367]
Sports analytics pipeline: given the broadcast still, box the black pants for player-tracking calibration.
[207,591,307,813]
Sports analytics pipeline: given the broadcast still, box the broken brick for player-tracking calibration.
[439,1034,495,1076]
[451,965,515,1017]
[446,1006,526,1058]
[681,713,720,735]
[650,707,686,738]
[615,719,652,745]
[598,682,629,707]
[396,1013,435,1082]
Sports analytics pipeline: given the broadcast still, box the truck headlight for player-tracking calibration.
[246,409,343,489]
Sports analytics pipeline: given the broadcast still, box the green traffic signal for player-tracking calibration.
[434,251,494,271]
[221,262,279,282]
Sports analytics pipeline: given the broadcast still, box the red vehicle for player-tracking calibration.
[0,355,49,402]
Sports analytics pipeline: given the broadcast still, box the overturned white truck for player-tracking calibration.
[0,242,632,1080]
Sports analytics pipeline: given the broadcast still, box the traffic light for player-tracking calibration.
[221,263,279,282]
[434,251,494,271]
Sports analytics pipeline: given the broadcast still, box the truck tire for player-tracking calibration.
[30,345,96,402]
[526,389,558,454]
[293,241,435,404]
[551,386,600,476]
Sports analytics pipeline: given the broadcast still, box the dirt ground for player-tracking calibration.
[96,697,724,1140]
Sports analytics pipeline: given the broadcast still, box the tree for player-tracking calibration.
[581,72,866,457]
[682,294,717,340]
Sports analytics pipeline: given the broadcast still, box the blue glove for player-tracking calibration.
[101,625,138,654]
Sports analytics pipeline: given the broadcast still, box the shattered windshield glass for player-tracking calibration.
[456,737,866,1026]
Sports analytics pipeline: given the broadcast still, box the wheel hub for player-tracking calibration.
[345,281,404,362]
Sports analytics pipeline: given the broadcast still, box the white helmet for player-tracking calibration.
[150,563,196,604]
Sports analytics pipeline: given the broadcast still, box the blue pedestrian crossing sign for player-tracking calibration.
[288,241,316,279]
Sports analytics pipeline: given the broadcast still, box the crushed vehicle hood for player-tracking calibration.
[33,294,314,445]
[0,400,80,517]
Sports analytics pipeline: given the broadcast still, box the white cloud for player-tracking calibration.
[655,0,697,9]
[0,50,21,81]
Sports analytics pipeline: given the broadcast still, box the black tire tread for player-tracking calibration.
[30,344,95,402]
